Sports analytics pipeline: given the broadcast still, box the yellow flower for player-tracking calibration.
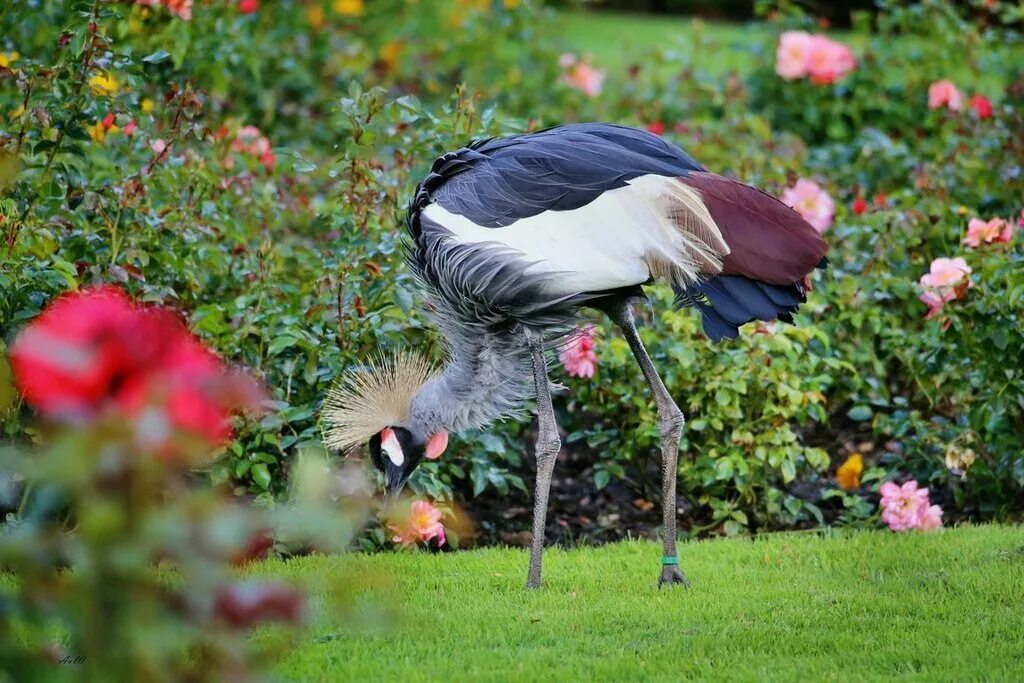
[332,0,364,16]
[380,40,403,72]
[88,72,119,97]
[957,205,969,216]
[141,98,155,113]
[307,4,326,29]
[86,121,106,143]
[0,51,20,69]
[503,0,522,8]
[836,453,863,491]
[86,120,118,143]
[9,104,25,120]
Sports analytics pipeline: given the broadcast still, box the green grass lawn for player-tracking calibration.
[253,525,1024,682]
[559,10,772,76]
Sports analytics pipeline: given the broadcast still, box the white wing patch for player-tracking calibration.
[421,174,728,295]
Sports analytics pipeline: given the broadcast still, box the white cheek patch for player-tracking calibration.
[381,429,404,467]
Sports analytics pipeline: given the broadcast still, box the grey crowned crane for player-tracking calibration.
[323,122,828,589]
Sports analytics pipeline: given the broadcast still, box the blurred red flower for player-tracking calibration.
[968,93,993,119]
[10,285,260,451]
[646,121,665,136]
[229,125,276,172]
[238,0,259,13]
[214,581,305,629]
[851,197,867,215]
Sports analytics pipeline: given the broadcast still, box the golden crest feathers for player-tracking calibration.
[320,350,436,453]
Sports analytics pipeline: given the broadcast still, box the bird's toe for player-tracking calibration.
[658,565,691,588]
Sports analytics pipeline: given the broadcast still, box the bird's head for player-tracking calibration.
[368,426,448,502]
[321,351,448,503]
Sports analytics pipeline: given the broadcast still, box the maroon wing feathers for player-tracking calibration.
[679,171,829,284]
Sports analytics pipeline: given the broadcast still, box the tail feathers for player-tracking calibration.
[675,267,824,342]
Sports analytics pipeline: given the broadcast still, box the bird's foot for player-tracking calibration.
[658,564,690,588]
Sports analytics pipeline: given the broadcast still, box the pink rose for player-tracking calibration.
[775,31,813,80]
[928,80,962,111]
[918,257,972,318]
[919,504,943,530]
[920,257,971,289]
[781,179,834,233]
[879,481,929,531]
[559,325,598,379]
[776,32,854,83]
[805,36,855,84]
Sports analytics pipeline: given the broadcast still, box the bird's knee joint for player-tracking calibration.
[536,435,561,459]
[660,408,685,438]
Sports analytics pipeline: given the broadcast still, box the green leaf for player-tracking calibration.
[471,465,487,497]
[142,50,171,64]
[0,354,14,413]
[780,458,796,483]
[594,469,610,490]
[267,335,299,356]
[251,463,272,490]
[846,405,873,422]
[723,520,743,536]
[393,287,413,313]
[234,459,252,479]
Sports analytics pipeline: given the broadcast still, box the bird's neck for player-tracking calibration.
[408,327,533,435]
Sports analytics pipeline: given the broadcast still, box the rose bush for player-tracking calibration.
[1,0,1022,561]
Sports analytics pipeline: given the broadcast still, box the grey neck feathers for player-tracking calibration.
[409,322,533,435]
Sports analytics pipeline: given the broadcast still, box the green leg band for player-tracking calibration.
[661,556,679,566]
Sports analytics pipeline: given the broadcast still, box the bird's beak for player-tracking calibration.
[383,464,407,508]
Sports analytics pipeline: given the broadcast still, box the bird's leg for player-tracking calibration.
[608,298,690,588]
[524,326,561,590]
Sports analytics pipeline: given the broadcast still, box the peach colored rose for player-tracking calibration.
[963,217,1012,248]
[560,58,605,97]
[231,125,276,172]
[390,500,446,547]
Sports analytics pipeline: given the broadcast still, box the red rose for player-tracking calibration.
[11,286,145,417]
[968,94,993,120]
[11,286,260,452]
[851,197,867,215]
